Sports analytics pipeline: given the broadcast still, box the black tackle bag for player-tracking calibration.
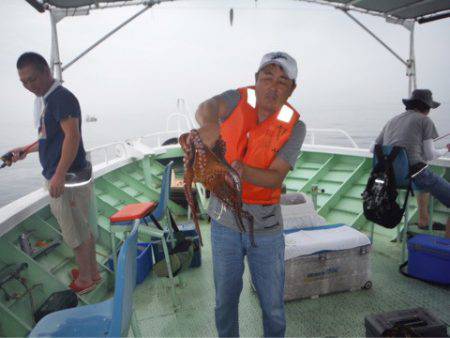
[362,145,412,229]
[34,290,78,323]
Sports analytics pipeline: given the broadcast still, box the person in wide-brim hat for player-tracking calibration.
[402,89,440,109]
[374,87,450,238]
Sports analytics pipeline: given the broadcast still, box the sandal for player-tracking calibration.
[69,280,96,295]
[69,268,102,284]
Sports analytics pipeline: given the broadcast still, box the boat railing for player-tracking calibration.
[94,109,364,162]
[165,112,196,132]
[135,120,362,150]
[134,103,362,150]
[137,111,194,148]
[87,141,129,166]
[139,130,185,148]
[306,128,360,148]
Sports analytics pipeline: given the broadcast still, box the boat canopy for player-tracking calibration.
[29,0,450,23]
[46,0,143,8]
[311,0,450,23]
[25,0,449,93]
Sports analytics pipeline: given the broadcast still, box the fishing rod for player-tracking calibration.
[0,141,38,169]
[434,132,450,142]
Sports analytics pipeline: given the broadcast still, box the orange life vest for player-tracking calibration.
[220,86,300,205]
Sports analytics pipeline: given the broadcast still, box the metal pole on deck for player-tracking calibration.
[341,10,420,96]
[47,1,159,77]
[49,9,63,82]
[406,21,417,95]
[62,4,153,72]
[342,10,408,67]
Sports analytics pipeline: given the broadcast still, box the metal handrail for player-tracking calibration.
[139,129,185,148]
[137,111,195,147]
[306,128,360,148]
[135,115,361,149]
[165,112,194,132]
[87,142,128,165]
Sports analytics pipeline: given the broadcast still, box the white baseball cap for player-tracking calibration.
[257,51,298,81]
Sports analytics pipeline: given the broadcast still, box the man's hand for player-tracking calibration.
[10,147,27,163]
[197,122,221,149]
[4,141,39,165]
[225,160,245,187]
[195,95,230,148]
[231,160,244,178]
[49,172,65,198]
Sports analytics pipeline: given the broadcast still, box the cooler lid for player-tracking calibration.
[408,234,450,256]
[285,224,371,259]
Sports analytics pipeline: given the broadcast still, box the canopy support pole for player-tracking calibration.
[341,9,417,95]
[62,4,154,72]
[406,21,417,94]
[342,10,407,66]
[49,9,63,82]
[47,1,160,78]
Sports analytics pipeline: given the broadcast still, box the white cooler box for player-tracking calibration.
[284,224,372,301]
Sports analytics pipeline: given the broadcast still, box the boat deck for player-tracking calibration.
[0,150,448,336]
[133,220,450,337]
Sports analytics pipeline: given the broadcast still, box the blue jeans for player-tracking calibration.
[211,220,285,337]
[413,168,450,208]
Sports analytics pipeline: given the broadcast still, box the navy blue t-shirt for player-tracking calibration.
[38,86,87,180]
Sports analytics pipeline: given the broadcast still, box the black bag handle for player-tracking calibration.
[168,209,180,233]
[143,209,180,234]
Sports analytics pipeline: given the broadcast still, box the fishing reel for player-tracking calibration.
[0,151,14,168]
[0,150,26,168]
[1,142,35,168]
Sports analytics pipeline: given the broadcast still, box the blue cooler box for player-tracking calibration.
[150,231,171,263]
[107,242,153,285]
[408,234,450,285]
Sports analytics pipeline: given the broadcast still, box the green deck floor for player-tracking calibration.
[1,151,448,336]
[133,221,450,337]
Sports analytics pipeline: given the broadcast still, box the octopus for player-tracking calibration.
[179,129,255,246]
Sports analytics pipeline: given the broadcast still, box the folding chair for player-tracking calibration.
[29,224,140,337]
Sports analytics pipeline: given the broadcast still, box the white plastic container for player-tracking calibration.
[284,224,372,301]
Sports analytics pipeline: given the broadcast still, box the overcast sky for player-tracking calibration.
[1,0,449,149]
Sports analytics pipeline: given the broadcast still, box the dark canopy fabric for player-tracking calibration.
[313,0,450,20]
[45,0,140,8]
[38,0,450,22]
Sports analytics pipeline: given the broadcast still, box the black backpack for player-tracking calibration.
[362,145,412,229]
[34,290,78,323]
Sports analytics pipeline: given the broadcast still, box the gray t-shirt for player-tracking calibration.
[207,89,306,234]
[375,110,438,165]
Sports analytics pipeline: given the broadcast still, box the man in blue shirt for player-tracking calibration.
[10,52,100,293]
